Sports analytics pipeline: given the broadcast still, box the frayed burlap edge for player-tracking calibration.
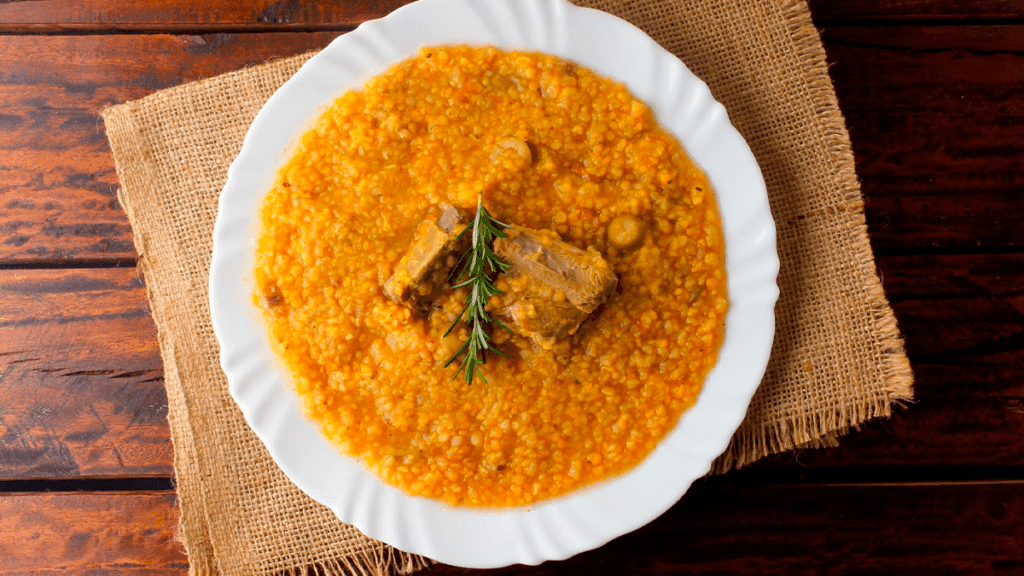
[275,546,432,576]
[707,0,913,474]
[106,107,223,576]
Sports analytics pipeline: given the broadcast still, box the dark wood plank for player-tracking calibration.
[823,26,1024,250]
[0,491,187,575]
[474,480,1024,575]
[0,0,1018,31]
[0,32,341,264]
[0,0,411,32]
[3,482,1022,575]
[882,253,1024,358]
[759,348,1024,470]
[0,27,1021,262]
[763,253,1024,468]
[0,268,170,479]
[809,0,1024,22]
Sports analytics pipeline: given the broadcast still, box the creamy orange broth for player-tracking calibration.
[254,45,727,507]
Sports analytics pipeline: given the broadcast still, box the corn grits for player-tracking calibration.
[254,45,727,507]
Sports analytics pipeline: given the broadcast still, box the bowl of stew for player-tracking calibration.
[210,0,778,567]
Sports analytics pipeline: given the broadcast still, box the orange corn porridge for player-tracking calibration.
[254,45,727,507]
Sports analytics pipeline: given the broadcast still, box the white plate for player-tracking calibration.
[210,0,779,568]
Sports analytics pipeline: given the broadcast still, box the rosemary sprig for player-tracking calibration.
[444,192,512,384]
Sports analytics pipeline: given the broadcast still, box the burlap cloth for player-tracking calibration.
[102,0,913,574]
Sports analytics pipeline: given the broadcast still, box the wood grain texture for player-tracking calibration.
[0,0,1017,31]
[809,0,1024,22]
[761,253,1024,468]
[0,491,187,575]
[882,253,1024,358]
[759,348,1024,469]
[823,26,1024,250]
[0,26,1019,264]
[3,482,1022,576]
[0,32,340,264]
[0,0,412,32]
[473,480,1024,575]
[0,268,171,479]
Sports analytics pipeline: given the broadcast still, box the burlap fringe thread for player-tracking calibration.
[274,545,432,576]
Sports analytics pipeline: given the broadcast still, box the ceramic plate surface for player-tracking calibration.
[210,0,779,567]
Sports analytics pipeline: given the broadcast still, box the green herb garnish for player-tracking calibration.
[444,192,512,384]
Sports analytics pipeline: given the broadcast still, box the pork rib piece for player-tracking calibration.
[383,204,468,314]
[491,226,617,349]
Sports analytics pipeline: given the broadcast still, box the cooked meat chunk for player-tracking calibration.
[383,204,468,313]
[496,227,618,310]
[491,226,617,349]
[490,289,590,349]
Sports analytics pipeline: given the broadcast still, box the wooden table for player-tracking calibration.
[1,1,1021,573]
